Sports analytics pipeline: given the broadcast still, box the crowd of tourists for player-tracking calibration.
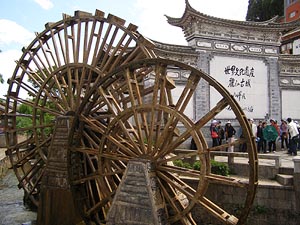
[208,118,300,155]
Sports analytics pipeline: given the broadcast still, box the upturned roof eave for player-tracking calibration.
[166,0,300,31]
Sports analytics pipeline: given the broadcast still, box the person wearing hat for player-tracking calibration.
[210,120,219,147]
[249,118,257,137]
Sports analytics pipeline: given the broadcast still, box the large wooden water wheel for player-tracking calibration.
[4,9,156,207]
[69,58,258,225]
[4,8,257,225]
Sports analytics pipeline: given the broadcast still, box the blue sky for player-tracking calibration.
[0,0,248,98]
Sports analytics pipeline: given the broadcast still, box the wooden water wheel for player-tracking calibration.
[69,58,258,225]
[4,9,156,207]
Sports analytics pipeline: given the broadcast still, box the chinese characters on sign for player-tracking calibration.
[224,65,255,113]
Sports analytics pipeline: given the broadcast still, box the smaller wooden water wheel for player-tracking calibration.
[69,58,258,225]
[4,9,156,207]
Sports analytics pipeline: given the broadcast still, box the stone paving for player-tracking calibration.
[214,149,296,168]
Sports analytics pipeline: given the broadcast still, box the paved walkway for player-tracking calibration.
[1,147,297,168]
[259,150,296,168]
[214,149,296,168]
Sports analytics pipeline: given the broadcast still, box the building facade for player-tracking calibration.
[154,0,300,123]
[285,0,300,22]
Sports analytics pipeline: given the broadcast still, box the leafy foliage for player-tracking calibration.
[173,159,193,169]
[16,101,55,136]
[210,160,230,176]
[246,0,284,22]
[173,159,230,176]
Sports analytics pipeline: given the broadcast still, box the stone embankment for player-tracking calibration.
[0,148,37,225]
[0,170,37,225]
[0,148,10,178]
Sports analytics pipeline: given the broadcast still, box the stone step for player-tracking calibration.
[279,167,294,176]
[276,174,293,186]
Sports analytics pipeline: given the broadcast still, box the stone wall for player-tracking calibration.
[0,156,10,178]
[189,181,299,225]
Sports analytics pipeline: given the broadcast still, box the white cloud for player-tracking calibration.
[0,49,22,98]
[134,0,186,44]
[133,0,248,45]
[34,0,54,10]
[0,19,34,47]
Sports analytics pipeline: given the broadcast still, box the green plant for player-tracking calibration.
[173,159,184,167]
[173,159,230,176]
[211,160,230,176]
[173,160,192,169]
[193,161,201,171]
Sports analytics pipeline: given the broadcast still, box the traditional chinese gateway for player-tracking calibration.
[154,0,300,122]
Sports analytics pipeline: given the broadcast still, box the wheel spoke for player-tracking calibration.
[155,97,229,159]
[158,164,201,178]
[198,197,239,225]
[98,87,143,154]
[205,173,247,188]
[157,170,198,201]
[207,138,246,152]
[124,68,147,153]
[72,171,100,185]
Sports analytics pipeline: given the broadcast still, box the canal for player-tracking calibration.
[0,170,37,225]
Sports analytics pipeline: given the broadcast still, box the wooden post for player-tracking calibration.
[37,116,83,225]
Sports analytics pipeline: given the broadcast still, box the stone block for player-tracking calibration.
[276,174,293,186]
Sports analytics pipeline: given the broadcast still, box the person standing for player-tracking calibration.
[295,121,300,150]
[225,121,236,152]
[261,121,267,153]
[210,120,219,147]
[263,120,279,153]
[287,118,299,156]
[270,119,280,152]
[280,119,289,150]
[217,121,225,145]
[256,121,264,153]
[249,118,257,137]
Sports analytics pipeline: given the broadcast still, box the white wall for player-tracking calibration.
[210,56,269,119]
[171,85,193,119]
[293,38,300,55]
[282,90,300,119]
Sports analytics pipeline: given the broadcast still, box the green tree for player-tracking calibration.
[246,0,284,22]
[16,101,55,136]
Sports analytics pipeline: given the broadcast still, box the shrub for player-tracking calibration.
[210,160,229,176]
[173,159,184,167]
[173,159,230,176]
[173,160,192,169]
[193,161,201,171]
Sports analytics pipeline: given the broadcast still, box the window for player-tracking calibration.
[288,0,297,5]
[289,11,296,18]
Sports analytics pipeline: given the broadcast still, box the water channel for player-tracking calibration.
[0,170,37,225]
